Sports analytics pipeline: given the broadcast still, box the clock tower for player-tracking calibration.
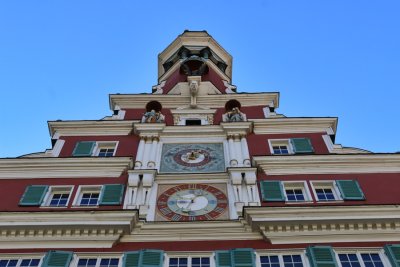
[121,30,262,221]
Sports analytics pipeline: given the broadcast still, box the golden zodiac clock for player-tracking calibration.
[156,184,229,221]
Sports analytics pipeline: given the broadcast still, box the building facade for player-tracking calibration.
[1,30,400,267]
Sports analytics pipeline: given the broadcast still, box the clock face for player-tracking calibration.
[160,143,225,173]
[156,184,229,221]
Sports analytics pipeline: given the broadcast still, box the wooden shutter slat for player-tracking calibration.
[260,181,285,201]
[215,251,232,267]
[123,251,140,267]
[384,244,400,267]
[306,246,338,267]
[99,184,125,205]
[141,250,164,267]
[72,141,96,156]
[291,138,314,154]
[336,180,365,200]
[42,251,73,267]
[19,185,48,206]
[232,248,255,267]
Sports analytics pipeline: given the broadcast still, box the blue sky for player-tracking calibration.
[0,1,399,157]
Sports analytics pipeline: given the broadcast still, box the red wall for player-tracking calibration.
[0,175,128,212]
[248,132,330,156]
[257,172,400,206]
[0,240,396,253]
[59,135,140,157]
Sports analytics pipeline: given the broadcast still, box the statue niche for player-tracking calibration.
[142,101,165,123]
[223,100,247,122]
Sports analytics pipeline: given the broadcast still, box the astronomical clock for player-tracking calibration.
[159,143,225,173]
[156,143,229,221]
[155,183,229,221]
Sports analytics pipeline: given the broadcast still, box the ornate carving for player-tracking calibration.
[223,107,247,122]
[223,80,237,94]
[152,80,166,94]
[141,110,165,123]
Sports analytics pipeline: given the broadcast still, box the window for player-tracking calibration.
[94,142,117,157]
[310,181,342,202]
[19,185,73,207]
[73,184,125,207]
[168,257,210,267]
[338,253,384,267]
[169,258,188,267]
[72,141,118,157]
[42,186,73,207]
[74,186,101,206]
[259,255,304,267]
[260,181,311,202]
[77,258,119,267]
[268,138,314,155]
[0,259,40,267]
[283,182,311,202]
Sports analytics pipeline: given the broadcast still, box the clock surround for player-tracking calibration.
[156,183,229,221]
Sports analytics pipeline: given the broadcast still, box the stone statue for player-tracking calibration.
[223,107,246,122]
[142,110,165,123]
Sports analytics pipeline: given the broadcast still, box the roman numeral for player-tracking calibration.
[214,207,225,213]
[171,214,182,221]
[160,207,171,215]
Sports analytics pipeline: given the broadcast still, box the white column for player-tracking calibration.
[147,137,159,168]
[234,139,243,167]
[141,138,151,169]
[240,135,251,166]
[135,137,145,168]
[228,136,238,166]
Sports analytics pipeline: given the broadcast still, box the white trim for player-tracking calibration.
[252,154,400,175]
[72,185,102,207]
[0,257,44,267]
[256,251,308,267]
[41,185,74,207]
[268,139,294,155]
[164,254,214,267]
[309,180,343,202]
[93,141,119,157]
[0,157,133,179]
[322,134,334,153]
[282,181,312,203]
[334,249,390,267]
[72,255,122,267]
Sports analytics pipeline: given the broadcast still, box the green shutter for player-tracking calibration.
[260,181,285,201]
[42,251,73,267]
[140,250,164,267]
[231,248,255,267]
[72,141,96,156]
[19,185,48,206]
[384,244,400,267]
[99,184,125,205]
[336,180,365,200]
[123,251,140,267]
[306,246,338,267]
[291,138,314,154]
[215,251,232,267]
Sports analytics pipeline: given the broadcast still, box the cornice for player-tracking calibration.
[0,210,138,248]
[220,121,253,136]
[161,125,225,138]
[155,172,229,184]
[0,157,133,179]
[133,123,166,138]
[252,154,400,175]
[109,93,279,110]
[244,205,400,244]
[252,117,337,135]
[121,220,262,242]
[48,120,137,137]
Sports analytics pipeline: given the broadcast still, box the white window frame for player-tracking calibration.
[93,142,119,157]
[72,254,122,267]
[310,181,343,202]
[334,248,391,267]
[282,181,312,203]
[256,251,309,267]
[72,185,102,207]
[164,253,213,267]
[41,186,74,207]
[268,139,294,155]
[0,257,43,267]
